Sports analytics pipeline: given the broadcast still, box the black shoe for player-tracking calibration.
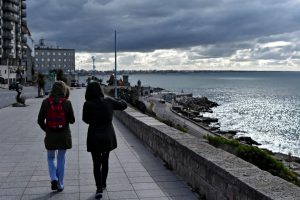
[51,180,58,190]
[57,187,64,192]
[95,189,102,199]
[102,184,106,190]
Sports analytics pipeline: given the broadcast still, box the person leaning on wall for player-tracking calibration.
[82,82,127,199]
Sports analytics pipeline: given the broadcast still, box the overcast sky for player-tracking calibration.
[27,0,300,71]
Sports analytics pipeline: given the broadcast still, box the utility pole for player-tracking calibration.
[91,56,95,78]
[114,30,118,98]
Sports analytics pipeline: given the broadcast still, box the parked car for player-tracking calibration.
[70,80,80,87]
[9,82,18,90]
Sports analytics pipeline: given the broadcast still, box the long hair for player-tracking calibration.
[50,81,67,98]
[85,82,104,101]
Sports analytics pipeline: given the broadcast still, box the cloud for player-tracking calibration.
[27,0,300,70]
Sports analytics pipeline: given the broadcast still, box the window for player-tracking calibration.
[41,58,44,61]
[36,58,39,61]
[58,52,61,56]
[47,52,50,55]
[41,52,44,55]
[53,58,56,62]
[64,59,66,62]
[53,52,55,55]
[58,59,61,62]
[47,58,50,61]
[35,52,39,56]
[64,53,66,55]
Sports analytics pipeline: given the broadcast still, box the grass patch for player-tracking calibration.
[205,135,300,187]
[175,124,188,133]
[158,119,188,133]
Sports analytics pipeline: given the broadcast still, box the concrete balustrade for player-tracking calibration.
[115,107,300,200]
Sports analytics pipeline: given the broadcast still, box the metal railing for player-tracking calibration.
[3,3,19,13]
[2,22,14,30]
[3,13,19,22]
[21,2,26,9]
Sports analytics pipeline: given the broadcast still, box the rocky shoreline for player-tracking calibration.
[173,96,256,141]
[170,95,300,176]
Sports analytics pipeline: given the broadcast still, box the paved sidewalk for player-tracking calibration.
[0,88,198,200]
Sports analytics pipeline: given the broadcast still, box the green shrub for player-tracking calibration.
[205,135,300,186]
[176,124,188,133]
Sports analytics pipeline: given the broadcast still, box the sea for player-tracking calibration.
[80,71,300,157]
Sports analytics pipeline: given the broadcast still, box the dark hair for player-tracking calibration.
[85,82,104,101]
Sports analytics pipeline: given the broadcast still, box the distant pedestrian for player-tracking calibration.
[37,81,75,192]
[82,82,127,199]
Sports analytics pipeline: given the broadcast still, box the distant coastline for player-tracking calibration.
[78,69,300,76]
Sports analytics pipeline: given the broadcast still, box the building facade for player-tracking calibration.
[35,40,75,75]
[0,0,28,84]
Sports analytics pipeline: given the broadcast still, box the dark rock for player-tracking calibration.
[237,136,261,146]
[201,117,218,123]
[176,96,219,113]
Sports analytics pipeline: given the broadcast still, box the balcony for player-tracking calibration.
[2,22,14,30]
[21,36,27,43]
[22,43,28,49]
[2,32,13,39]
[7,0,19,5]
[21,19,27,26]
[3,13,19,23]
[3,42,14,49]
[3,49,14,57]
[21,2,26,9]
[21,11,27,18]
[3,3,19,13]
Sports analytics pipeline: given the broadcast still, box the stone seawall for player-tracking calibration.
[115,107,300,200]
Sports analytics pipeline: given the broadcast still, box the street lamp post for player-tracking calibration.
[114,30,117,98]
[91,56,95,78]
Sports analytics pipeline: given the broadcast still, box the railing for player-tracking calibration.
[21,2,26,9]
[7,0,19,5]
[2,32,13,39]
[21,19,27,26]
[3,3,19,13]
[21,36,27,43]
[3,13,19,22]
[3,42,14,49]
[2,22,14,30]
[21,11,26,18]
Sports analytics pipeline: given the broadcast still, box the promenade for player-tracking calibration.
[0,88,198,200]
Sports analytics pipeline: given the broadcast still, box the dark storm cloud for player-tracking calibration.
[27,0,300,53]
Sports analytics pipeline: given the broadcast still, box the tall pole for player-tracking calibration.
[114,30,118,98]
[91,56,95,78]
[7,59,10,85]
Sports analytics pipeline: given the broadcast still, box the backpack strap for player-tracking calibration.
[47,97,66,110]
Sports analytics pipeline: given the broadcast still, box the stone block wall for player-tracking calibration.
[115,107,300,200]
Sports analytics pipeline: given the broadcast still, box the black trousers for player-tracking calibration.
[91,151,110,192]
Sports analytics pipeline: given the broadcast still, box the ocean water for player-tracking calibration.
[81,71,300,157]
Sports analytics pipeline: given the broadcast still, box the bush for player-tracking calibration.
[205,135,300,186]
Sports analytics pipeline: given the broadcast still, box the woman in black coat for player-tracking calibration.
[82,82,127,199]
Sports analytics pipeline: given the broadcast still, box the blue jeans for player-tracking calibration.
[47,150,66,190]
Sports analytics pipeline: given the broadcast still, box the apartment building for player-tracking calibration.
[0,0,28,84]
[35,40,75,75]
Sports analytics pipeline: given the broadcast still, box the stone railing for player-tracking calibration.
[115,107,300,200]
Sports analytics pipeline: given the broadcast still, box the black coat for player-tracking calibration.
[82,97,127,152]
[38,98,75,150]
